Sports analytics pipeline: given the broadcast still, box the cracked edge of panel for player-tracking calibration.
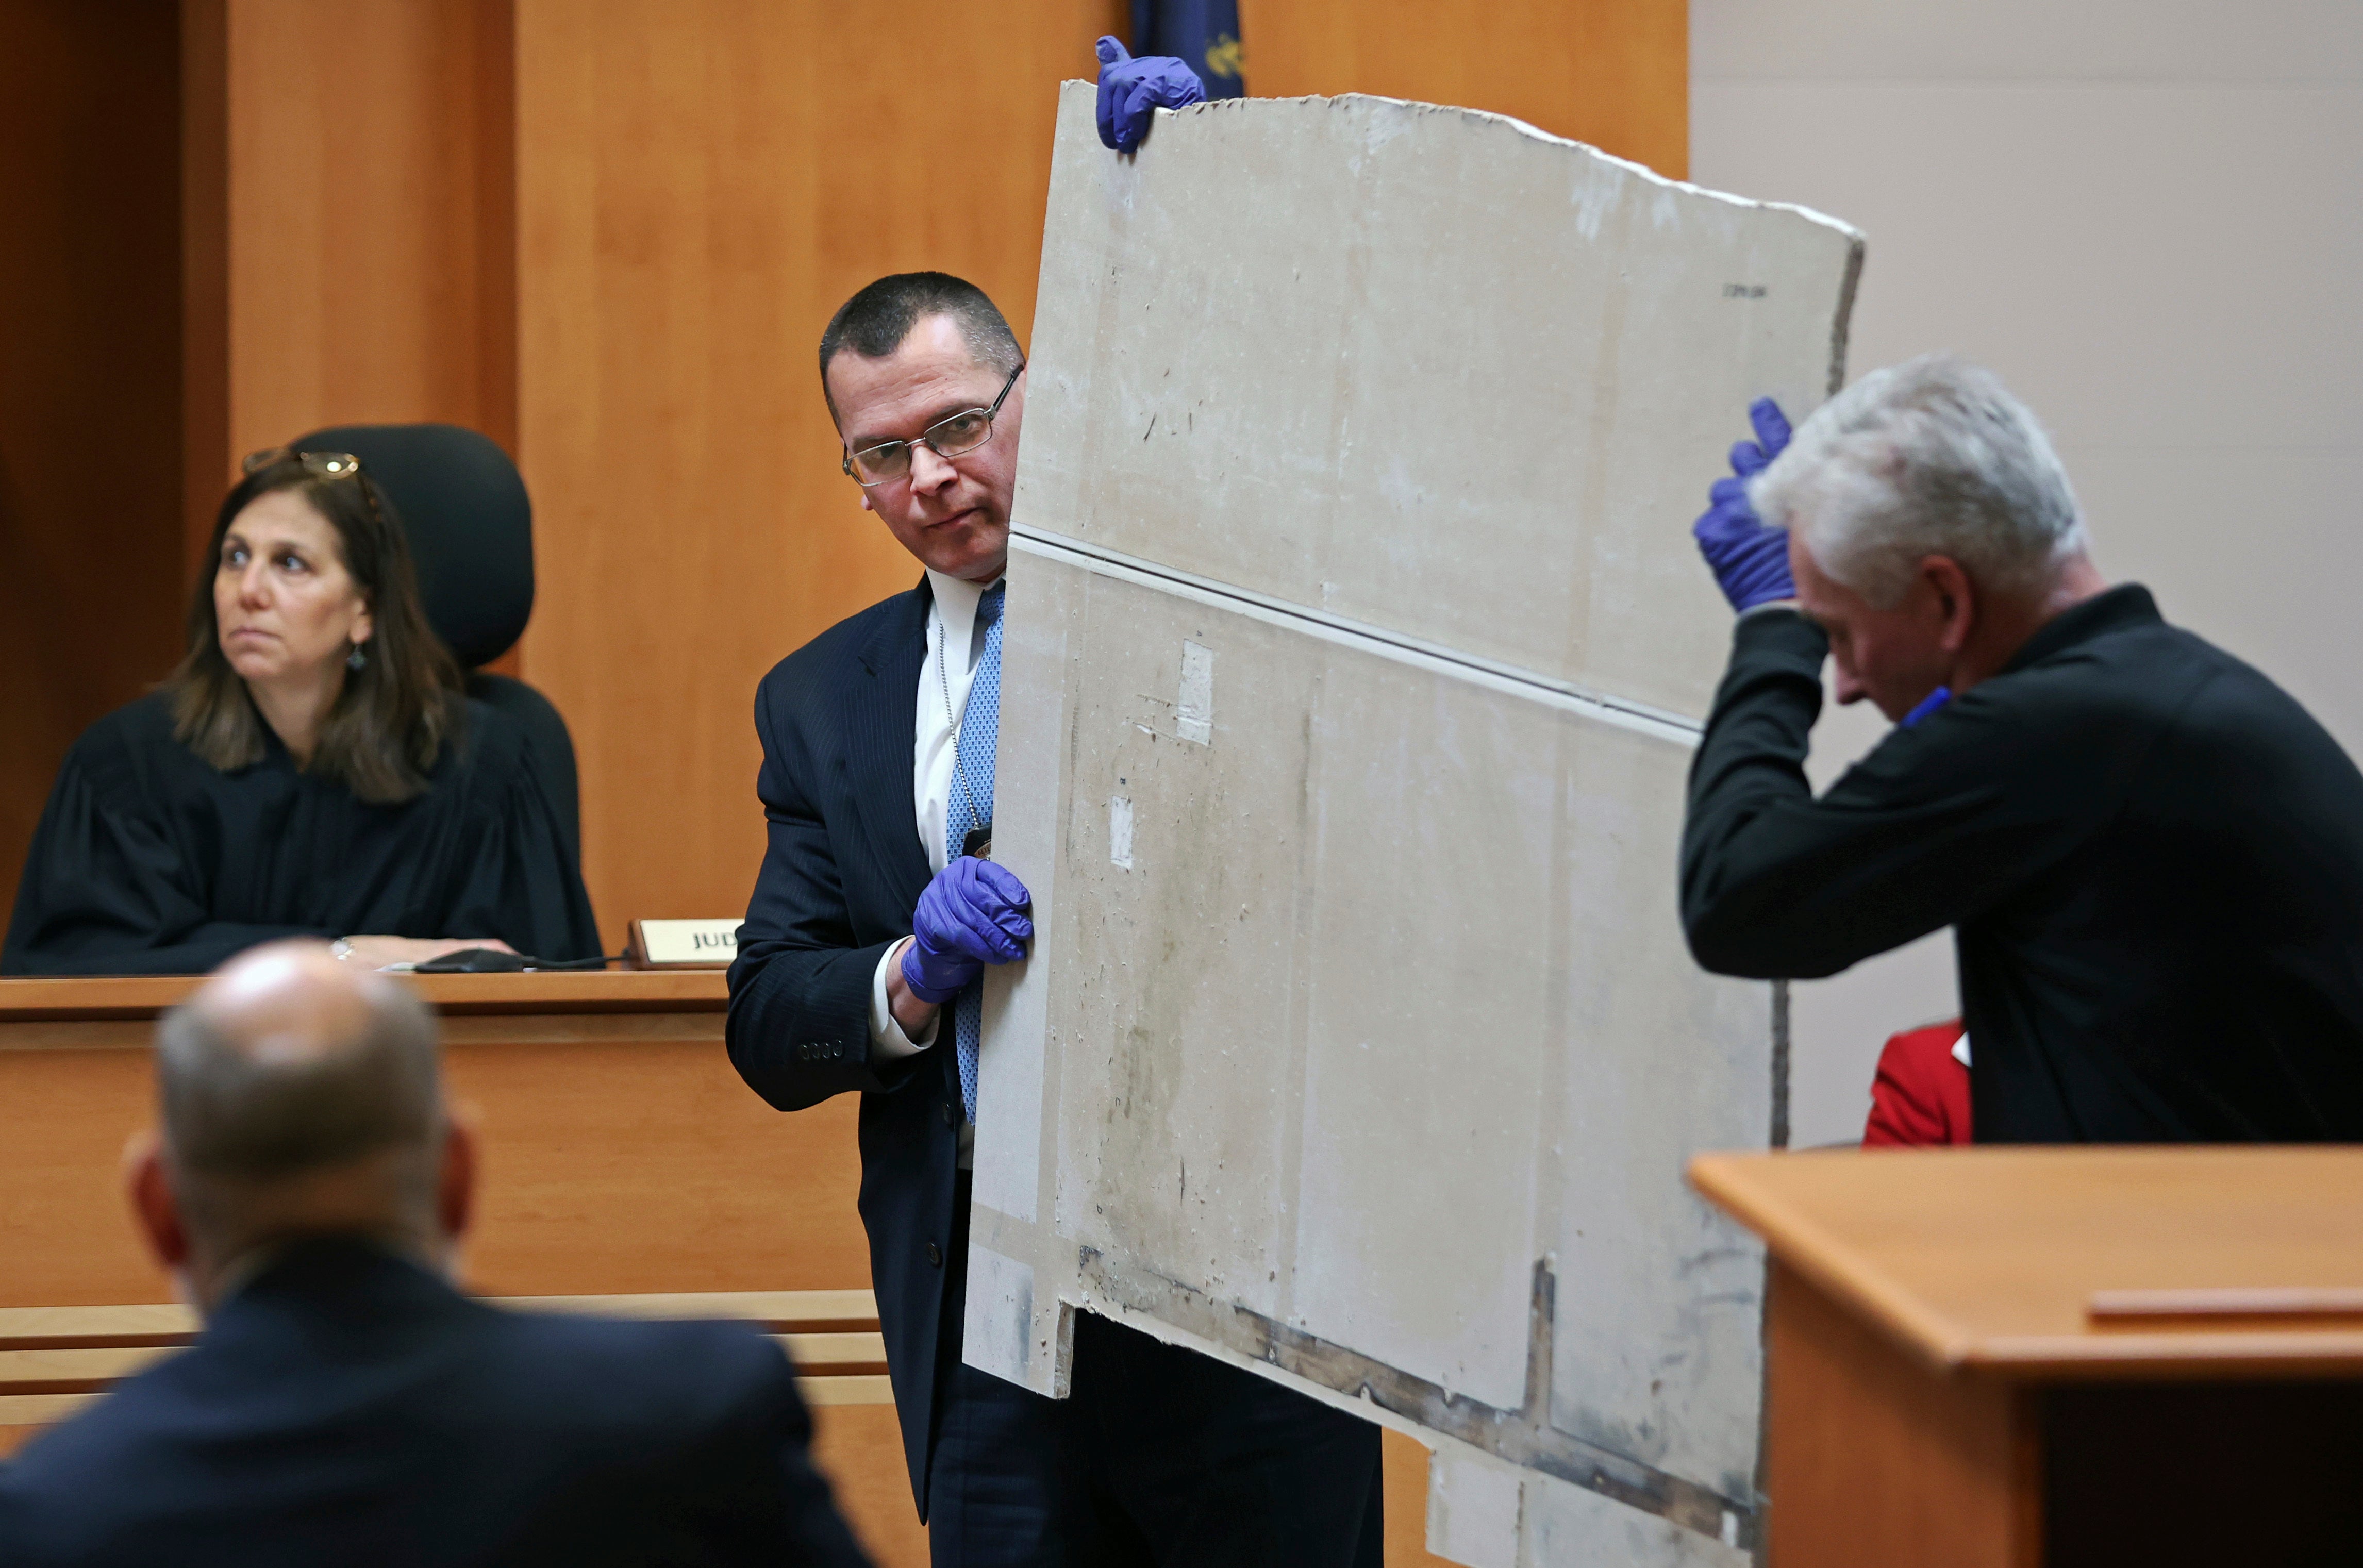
[1076,1249,1757,1552]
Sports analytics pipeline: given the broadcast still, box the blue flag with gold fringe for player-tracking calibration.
[1131,0,1244,99]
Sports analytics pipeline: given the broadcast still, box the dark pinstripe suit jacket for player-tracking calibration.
[726,577,966,1512]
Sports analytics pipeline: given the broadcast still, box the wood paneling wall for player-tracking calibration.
[184,0,516,568]
[1240,0,1687,180]
[511,0,1126,944]
[4,0,531,929]
[514,0,1684,947]
[0,0,185,931]
[3,0,1684,953]
[0,1033,867,1308]
[1,0,1684,949]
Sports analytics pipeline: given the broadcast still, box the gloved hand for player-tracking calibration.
[1692,397,1798,611]
[901,857,1034,1005]
[1095,37,1206,153]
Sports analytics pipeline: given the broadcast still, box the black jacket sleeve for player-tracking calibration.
[442,729,605,963]
[0,741,317,976]
[1679,609,2110,980]
[716,1330,874,1567]
[725,672,922,1113]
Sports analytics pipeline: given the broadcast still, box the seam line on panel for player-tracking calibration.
[1009,524,1704,747]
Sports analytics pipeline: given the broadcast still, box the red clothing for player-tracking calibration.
[1862,1019,1973,1146]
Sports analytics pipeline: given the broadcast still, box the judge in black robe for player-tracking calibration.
[3,443,600,977]
[3,691,599,976]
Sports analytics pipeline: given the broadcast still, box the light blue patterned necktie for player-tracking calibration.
[946,583,1004,1124]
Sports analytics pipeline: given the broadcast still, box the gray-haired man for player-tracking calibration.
[1679,354,2363,1142]
[0,941,868,1567]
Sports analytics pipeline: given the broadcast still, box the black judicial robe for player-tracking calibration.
[2,692,600,975]
[1681,586,2363,1143]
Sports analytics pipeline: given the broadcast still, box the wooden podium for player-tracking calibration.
[1691,1148,2363,1567]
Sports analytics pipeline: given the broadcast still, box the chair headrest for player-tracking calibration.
[291,423,534,669]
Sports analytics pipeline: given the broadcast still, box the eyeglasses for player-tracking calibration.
[841,361,1025,488]
[243,446,362,480]
[241,445,388,534]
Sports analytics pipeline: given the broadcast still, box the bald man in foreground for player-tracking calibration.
[0,942,869,1567]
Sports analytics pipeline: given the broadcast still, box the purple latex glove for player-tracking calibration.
[1095,36,1206,153]
[1691,397,1798,611]
[901,857,1034,1006]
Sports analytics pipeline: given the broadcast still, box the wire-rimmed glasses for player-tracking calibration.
[841,361,1025,488]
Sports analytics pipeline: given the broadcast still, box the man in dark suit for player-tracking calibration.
[0,940,868,1568]
[727,272,1383,1565]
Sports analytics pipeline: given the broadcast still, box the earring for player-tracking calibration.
[347,642,368,672]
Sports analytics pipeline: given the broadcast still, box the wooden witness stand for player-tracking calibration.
[0,972,926,1563]
[1692,1148,2363,1567]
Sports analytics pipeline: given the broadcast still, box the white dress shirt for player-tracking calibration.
[867,569,1001,1160]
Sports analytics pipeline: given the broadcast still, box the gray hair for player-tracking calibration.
[156,973,443,1237]
[1749,354,2087,608]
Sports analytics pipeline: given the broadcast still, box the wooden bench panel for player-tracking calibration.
[0,1336,885,1399]
[0,1290,882,1352]
[0,1346,173,1396]
[504,1289,879,1333]
[0,1304,193,1352]
[810,1399,930,1564]
[0,1035,870,1306]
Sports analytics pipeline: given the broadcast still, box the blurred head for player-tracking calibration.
[168,452,462,802]
[821,272,1026,583]
[1750,355,2097,719]
[127,941,473,1311]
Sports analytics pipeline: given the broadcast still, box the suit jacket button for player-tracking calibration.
[926,1242,943,1269]
[942,1102,956,1126]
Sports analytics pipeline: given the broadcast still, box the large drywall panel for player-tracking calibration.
[1011,92,1856,724]
[972,83,1860,1562]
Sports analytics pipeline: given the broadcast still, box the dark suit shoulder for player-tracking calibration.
[461,1310,855,1565]
[54,692,185,803]
[756,583,925,721]
[73,689,179,750]
[479,1307,802,1441]
[454,693,532,763]
[2156,626,2348,749]
[2000,613,2349,789]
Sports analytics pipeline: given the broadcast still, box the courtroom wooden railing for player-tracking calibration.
[0,1289,889,1436]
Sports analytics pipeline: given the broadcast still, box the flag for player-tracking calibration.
[1131,0,1244,99]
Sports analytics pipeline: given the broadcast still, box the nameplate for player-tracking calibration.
[627,918,740,969]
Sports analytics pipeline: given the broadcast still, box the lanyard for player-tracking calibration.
[937,609,987,842]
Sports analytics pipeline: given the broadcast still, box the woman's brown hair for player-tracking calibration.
[164,453,464,805]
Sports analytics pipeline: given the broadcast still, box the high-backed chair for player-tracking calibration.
[293,423,584,870]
